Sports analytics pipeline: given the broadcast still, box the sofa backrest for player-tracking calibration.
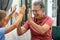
[52,26,60,40]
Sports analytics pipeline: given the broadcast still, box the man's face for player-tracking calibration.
[33,5,44,19]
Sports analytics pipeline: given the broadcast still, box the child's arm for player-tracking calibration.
[4,5,17,24]
[5,5,26,34]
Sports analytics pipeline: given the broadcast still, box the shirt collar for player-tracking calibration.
[33,15,47,23]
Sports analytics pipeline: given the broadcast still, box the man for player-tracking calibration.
[17,1,53,40]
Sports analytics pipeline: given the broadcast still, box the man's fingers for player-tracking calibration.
[19,4,26,14]
[22,5,26,10]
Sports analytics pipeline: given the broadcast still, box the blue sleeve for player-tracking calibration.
[0,28,5,35]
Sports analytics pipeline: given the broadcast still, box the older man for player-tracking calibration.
[17,1,53,40]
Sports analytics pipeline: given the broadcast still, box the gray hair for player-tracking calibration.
[33,1,45,9]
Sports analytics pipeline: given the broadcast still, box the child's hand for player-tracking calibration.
[19,5,26,15]
[14,12,19,19]
[12,5,17,13]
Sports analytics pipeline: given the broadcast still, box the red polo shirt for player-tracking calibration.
[23,16,53,40]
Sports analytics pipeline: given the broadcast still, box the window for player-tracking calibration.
[52,0,57,26]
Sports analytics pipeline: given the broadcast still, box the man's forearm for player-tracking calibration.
[17,14,24,35]
[17,25,23,36]
[29,20,44,34]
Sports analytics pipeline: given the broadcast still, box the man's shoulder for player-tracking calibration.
[46,16,52,20]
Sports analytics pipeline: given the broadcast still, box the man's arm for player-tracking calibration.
[27,8,52,34]
[17,25,27,36]
[28,20,51,34]
[4,5,17,24]
[17,5,28,36]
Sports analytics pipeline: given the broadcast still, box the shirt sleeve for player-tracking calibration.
[0,28,5,35]
[45,17,53,27]
[23,21,30,30]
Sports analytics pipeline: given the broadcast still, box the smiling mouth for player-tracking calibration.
[35,15,39,17]
[35,16,38,18]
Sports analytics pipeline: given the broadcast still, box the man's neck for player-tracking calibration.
[36,15,45,23]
